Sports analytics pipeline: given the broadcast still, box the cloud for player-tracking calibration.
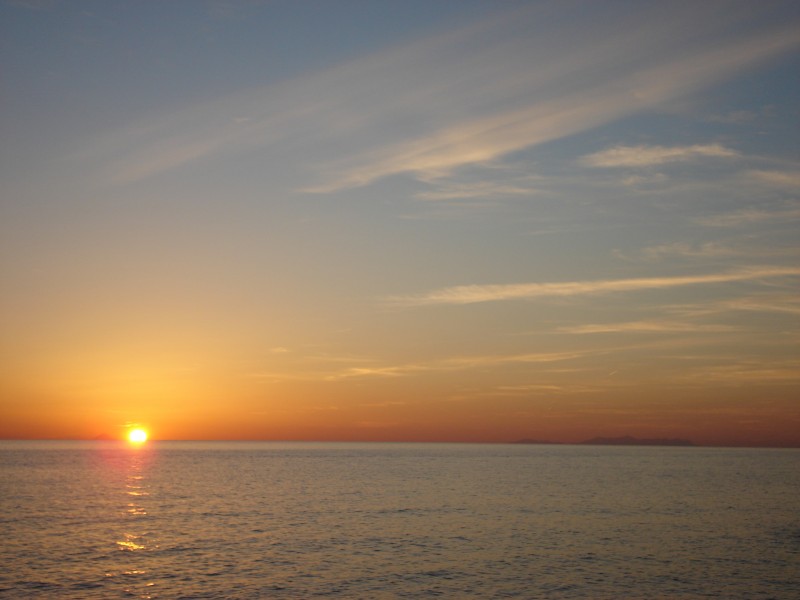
[695,205,800,227]
[614,240,800,263]
[620,172,669,187]
[681,361,800,385]
[415,177,541,201]
[389,266,800,307]
[581,143,739,168]
[746,170,800,189]
[618,241,746,262]
[499,384,586,393]
[75,4,800,190]
[558,320,737,334]
[328,366,418,380]
[721,294,800,316]
[670,293,800,318]
[326,350,588,380]
[305,19,798,192]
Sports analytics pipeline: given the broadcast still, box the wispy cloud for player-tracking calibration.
[328,366,419,380]
[582,143,739,168]
[442,351,589,368]
[695,204,800,227]
[620,172,669,187]
[721,295,800,316]
[76,4,800,190]
[559,320,737,335]
[489,383,603,396]
[414,176,541,201]
[680,361,800,385]
[614,240,800,263]
[668,293,800,318]
[389,266,800,307]
[745,169,800,189]
[639,242,742,261]
[326,350,588,380]
[306,20,798,193]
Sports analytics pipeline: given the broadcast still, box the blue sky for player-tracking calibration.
[1,1,799,444]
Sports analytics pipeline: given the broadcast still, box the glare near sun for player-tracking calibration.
[128,428,148,443]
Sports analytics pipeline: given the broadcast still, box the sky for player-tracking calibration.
[1,0,798,446]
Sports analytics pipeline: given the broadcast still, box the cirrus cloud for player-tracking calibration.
[389,266,800,307]
[581,143,739,168]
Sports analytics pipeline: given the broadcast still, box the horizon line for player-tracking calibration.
[2,437,799,449]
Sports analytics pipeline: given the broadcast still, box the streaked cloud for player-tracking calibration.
[74,4,800,190]
[639,242,741,261]
[695,204,800,227]
[669,293,800,318]
[681,361,800,385]
[390,266,800,307]
[721,294,800,316]
[620,172,669,187]
[478,383,607,397]
[328,366,419,380]
[307,21,798,193]
[442,351,589,368]
[415,176,541,201]
[5,0,57,10]
[558,321,737,335]
[326,350,589,381]
[745,169,800,189]
[615,240,799,263]
[581,143,739,168]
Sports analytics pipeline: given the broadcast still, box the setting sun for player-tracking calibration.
[127,428,148,443]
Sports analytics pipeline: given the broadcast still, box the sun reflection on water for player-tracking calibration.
[126,502,147,516]
[116,532,148,551]
[113,445,158,550]
[122,456,151,518]
[106,443,160,598]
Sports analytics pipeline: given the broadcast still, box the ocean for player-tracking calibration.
[1,441,798,599]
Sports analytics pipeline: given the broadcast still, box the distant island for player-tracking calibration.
[515,435,695,447]
[580,436,694,446]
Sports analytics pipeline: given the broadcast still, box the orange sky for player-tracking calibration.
[2,2,799,446]
[2,363,798,446]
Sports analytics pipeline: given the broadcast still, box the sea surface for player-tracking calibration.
[1,441,798,599]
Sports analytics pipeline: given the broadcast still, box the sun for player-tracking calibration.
[127,428,148,443]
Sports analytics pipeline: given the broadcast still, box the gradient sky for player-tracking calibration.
[1,0,798,445]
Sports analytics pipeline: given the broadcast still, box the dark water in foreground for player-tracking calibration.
[1,441,798,599]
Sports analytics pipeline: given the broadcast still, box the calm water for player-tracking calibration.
[1,442,798,599]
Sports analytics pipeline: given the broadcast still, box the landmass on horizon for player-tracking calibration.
[514,436,696,447]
